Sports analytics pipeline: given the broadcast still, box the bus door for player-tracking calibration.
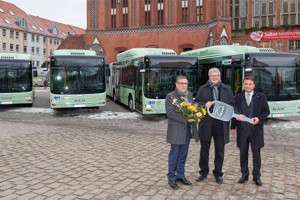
[113,67,120,102]
[135,68,143,112]
[221,59,243,95]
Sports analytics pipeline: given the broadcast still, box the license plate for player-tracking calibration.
[1,102,13,104]
[74,104,86,108]
[272,113,285,117]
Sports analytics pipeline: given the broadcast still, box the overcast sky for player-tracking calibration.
[3,0,87,29]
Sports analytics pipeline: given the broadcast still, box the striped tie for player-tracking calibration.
[246,93,251,106]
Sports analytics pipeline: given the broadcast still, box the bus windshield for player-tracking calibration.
[0,60,32,92]
[246,66,300,100]
[144,57,199,98]
[245,53,300,100]
[50,56,105,95]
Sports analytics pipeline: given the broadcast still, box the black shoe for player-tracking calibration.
[253,177,263,186]
[177,177,192,185]
[238,175,249,184]
[215,176,223,184]
[168,180,178,189]
[196,174,207,182]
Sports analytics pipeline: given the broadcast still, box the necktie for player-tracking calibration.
[246,93,251,106]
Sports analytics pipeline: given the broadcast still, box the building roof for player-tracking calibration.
[0,1,41,34]
[0,0,85,38]
[58,34,102,51]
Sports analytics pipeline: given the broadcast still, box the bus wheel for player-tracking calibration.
[128,96,134,112]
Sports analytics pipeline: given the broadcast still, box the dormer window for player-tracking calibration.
[4,19,11,24]
[0,8,4,13]
[68,30,76,35]
[15,18,27,28]
[53,27,57,35]
[47,25,58,35]
[9,10,14,15]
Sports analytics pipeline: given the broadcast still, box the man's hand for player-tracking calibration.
[251,117,259,125]
[205,101,213,108]
[188,119,195,123]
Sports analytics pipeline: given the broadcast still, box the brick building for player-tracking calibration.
[85,0,232,63]
[231,0,300,54]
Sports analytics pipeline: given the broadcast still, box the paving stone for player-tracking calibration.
[0,92,299,199]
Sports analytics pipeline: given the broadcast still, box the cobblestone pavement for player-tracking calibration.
[0,88,299,200]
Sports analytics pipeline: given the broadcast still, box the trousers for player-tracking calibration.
[167,124,191,180]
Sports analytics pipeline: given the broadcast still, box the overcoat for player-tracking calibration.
[195,82,237,144]
[231,91,270,149]
[165,90,198,144]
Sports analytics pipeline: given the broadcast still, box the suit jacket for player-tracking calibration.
[165,90,198,144]
[231,90,270,149]
[195,82,237,144]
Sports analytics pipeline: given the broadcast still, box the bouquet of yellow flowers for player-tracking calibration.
[172,97,207,123]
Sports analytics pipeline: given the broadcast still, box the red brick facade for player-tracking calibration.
[86,0,232,63]
[231,0,300,54]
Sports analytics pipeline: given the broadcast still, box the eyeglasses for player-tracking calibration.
[209,75,220,77]
[177,82,188,85]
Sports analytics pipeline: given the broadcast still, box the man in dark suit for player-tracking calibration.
[195,68,237,184]
[231,76,270,186]
[165,76,198,190]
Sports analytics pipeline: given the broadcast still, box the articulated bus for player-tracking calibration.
[49,49,106,109]
[107,48,200,114]
[0,53,34,106]
[181,45,300,118]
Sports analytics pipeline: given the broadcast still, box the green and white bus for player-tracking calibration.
[181,45,300,118]
[107,48,200,114]
[50,49,106,109]
[0,53,34,106]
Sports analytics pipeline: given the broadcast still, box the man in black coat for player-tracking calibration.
[231,76,270,186]
[195,68,237,184]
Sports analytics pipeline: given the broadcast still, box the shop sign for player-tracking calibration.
[249,29,300,41]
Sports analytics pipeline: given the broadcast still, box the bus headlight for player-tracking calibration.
[145,104,152,111]
[25,96,32,101]
[51,99,59,104]
[100,98,106,104]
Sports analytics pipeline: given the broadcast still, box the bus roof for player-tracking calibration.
[116,48,177,62]
[53,49,97,56]
[180,45,260,59]
[0,53,32,60]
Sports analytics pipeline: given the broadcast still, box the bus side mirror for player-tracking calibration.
[139,63,146,72]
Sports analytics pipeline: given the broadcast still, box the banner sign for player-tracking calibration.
[249,29,300,42]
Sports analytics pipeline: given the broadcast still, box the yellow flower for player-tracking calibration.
[180,102,187,107]
[201,107,206,115]
[188,105,196,112]
[171,97,206,124]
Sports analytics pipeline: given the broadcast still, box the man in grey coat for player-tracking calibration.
[195,68,237,184]
[165,76,198,190]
